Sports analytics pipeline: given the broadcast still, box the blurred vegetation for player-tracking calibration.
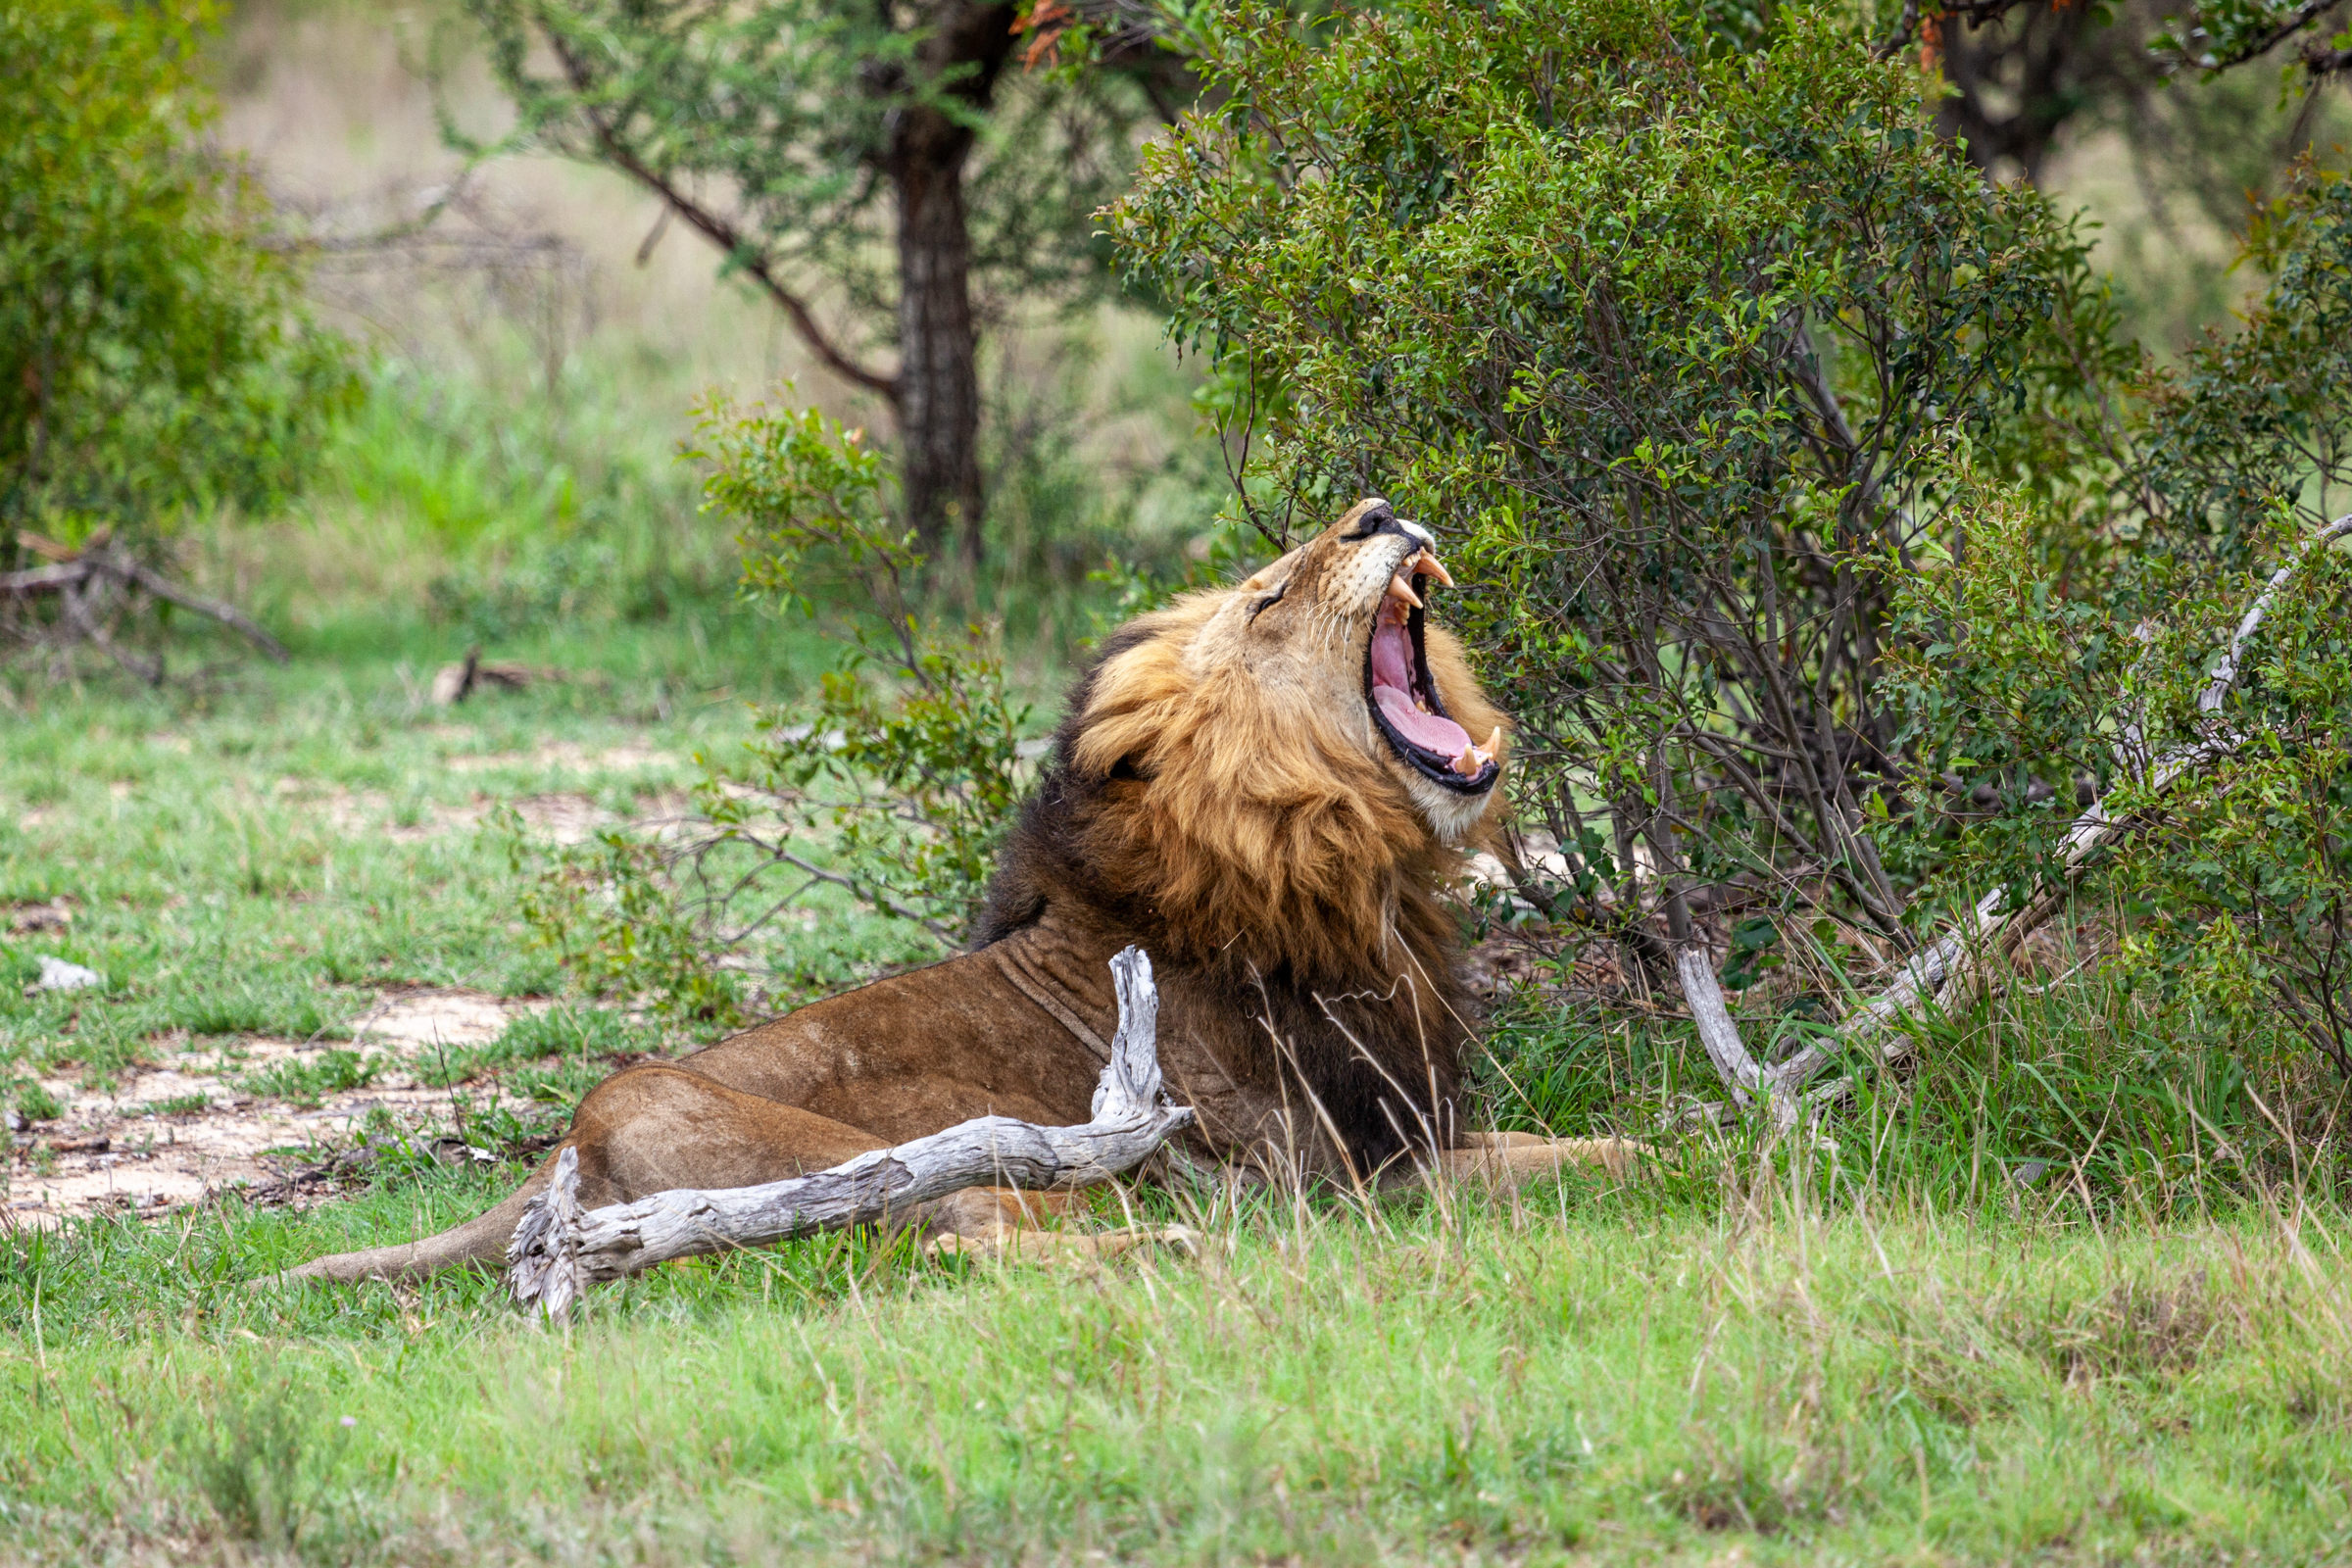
[0,0,356,557]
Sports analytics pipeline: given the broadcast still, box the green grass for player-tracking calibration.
[237,1049,388,1109]
[7,1173,2352,1563]
[1471,924,2339,1221]
[0,591,938,1095]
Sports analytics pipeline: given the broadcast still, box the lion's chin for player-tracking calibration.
[1396,762,1498,846]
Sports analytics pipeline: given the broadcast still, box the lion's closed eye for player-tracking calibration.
[1248,583,1288,621]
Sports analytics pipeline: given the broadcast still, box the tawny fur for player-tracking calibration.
[276,499,1571,1287]
[1060,584,1507,978]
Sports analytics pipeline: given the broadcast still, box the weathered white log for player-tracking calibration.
[1676,947,1760,1107]
[1678,510,2352,1129]
[508,945,1192,1321]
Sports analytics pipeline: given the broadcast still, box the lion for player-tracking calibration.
[282,499,1633,1283]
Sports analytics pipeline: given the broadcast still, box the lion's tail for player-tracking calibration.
[256,1152,561,1287]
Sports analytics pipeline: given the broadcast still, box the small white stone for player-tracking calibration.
[32,956,102,993]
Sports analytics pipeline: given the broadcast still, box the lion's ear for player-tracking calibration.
[1239,546,1303,594]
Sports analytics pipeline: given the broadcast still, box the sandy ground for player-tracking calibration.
[4,989,552,1229]
[3,737,706,1231]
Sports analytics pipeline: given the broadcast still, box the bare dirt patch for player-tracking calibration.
[512,792,614,845]
[273,770,681,847]
[4,988,552,1229]
[445,740,683,774]
[274,778,493,843]
[7,897,75,934]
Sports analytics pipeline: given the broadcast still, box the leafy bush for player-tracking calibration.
[1108,0,2131,974]
[516,827,749,1030]
[704,397,1031,943]
[0,0,357,550]
[518,395,1031,1015]
[1885,163,2352,1083]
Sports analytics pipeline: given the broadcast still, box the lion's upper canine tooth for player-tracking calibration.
[1412,550,1454,588]
[1387,573,1422,610]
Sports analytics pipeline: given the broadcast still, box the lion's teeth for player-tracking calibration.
[1387,573,1422,609]
[1452,729,1500,777]
[1413,550,1454,587]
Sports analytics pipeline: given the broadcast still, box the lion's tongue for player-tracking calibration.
[1371,621,1471,755]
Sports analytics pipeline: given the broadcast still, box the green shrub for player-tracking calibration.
[1882,162,2352,1090]
[0,0,357,551]
[515,394,1036,1013]
[1107,0,2131,967]
[706,397,1031,944]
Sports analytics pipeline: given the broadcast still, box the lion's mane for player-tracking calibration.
[975,585,1510,1172]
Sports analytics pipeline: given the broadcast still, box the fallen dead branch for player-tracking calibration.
[1679,509,2352,1130]
[2,535,289,669]
[507,945,1193,1320]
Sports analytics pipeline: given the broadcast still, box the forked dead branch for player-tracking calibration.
[506,946,1193,1320]
[1683,511,2352,1129]
[1,536,289,678]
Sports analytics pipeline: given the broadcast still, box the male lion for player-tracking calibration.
[285,499,1630,1282]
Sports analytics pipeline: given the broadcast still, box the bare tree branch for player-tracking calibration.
[541,35,903,404]
[3,547,289,663]
[508,946,1192,1319]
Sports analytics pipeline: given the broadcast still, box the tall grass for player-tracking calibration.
[7,1152,2352,1562]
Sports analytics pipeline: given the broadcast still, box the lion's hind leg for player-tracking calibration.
[270,1063,899,1286]
[1439,1130,1645,1188]
[921,1186,1198,1265]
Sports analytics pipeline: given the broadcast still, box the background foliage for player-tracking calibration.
[0,0,354,554]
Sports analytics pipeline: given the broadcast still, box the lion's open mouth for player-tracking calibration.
[1365,552,1499,795]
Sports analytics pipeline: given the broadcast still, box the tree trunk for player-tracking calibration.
[887,1,1016,576]
[891,113,986,574]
